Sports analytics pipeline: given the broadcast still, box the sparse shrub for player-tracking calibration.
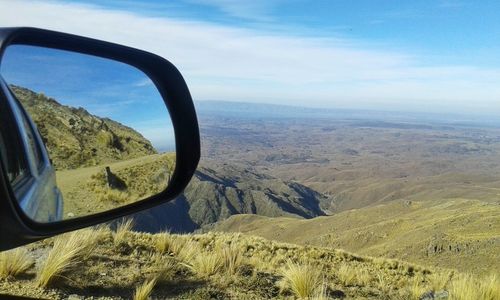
[133,278,156,300]
[280,260,323,298]
[37,229,96,287]
[114,218,134,246]
[0,248,33,279]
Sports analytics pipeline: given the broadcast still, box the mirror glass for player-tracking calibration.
[0,45,175,222]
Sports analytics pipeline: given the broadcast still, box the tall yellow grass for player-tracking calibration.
[114,218,134,246]
[449,273,500,300]
[337,263,356,286]
[133,278,156,300]
[154,231,172,254]
[220,243,243,275]
[280,260,323,298]
[37,229,97,287]
[183,251,222,277]
[176,240,200,263]
[0,248,33,279]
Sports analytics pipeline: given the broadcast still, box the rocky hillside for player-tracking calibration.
[11,85,156,170]
[133,163,331,232]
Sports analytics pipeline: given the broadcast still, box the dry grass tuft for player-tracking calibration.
[449,274,480,300]
[114,218,134,246]
[0,248,33,279]
[92,224,112,242]
[220,243,243,275]
[155,231,172,254]
[133,278,156,300]
[407,277,427,300]
[480,273,500,300]
[354,268,372,286]
[280,260,323,298]
[375,272,392,296]
[37,229,97,287]
[2,228,496,299]
[97,189,130,203]
[183,251,223,277]
[176,240,200,263]
[337,263,357,286]
[311,283,329,300]
[156,258,176,283]
[427,271,450,291]
[449,273,500,300]
[148,253,176,283]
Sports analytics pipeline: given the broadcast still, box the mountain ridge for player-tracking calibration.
[134,163,332,232]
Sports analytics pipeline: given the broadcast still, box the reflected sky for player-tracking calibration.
[0,45,175,152]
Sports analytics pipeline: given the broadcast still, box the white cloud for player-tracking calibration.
[1,0,500,115]
[187,0,279,22]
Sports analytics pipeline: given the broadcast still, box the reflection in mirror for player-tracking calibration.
[0,45,175,222]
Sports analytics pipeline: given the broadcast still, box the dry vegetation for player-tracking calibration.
[133,278,157,300]
[215,198,500,277]
[114,218,135,246]
[0,226,498,299]
[36,229,98,287]
[56,152,175,220]
[87,153,175,204]
[280,260,323,298]
[0,248,33,279]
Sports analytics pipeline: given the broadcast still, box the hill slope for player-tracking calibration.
[214,198,500,276]
[11,85,156,170]
[133,163,331,232]
[3,228,497,299]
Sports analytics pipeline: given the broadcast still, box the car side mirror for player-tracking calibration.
[0,27,200,250]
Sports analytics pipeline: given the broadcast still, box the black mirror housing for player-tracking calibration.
[0,27,200,250]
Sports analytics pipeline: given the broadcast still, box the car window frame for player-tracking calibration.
[1,81,49,201]
[14,94,46,173]
[0,81,31,190]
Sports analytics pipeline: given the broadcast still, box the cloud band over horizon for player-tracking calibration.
[1,0,500,115]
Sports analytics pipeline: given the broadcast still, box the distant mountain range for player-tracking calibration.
[195,100,500,127]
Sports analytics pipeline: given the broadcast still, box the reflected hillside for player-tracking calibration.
[12,85,156,170]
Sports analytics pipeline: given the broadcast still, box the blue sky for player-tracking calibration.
[60,0,500,66]
[1,0,500,116]
[0,45,175,151]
